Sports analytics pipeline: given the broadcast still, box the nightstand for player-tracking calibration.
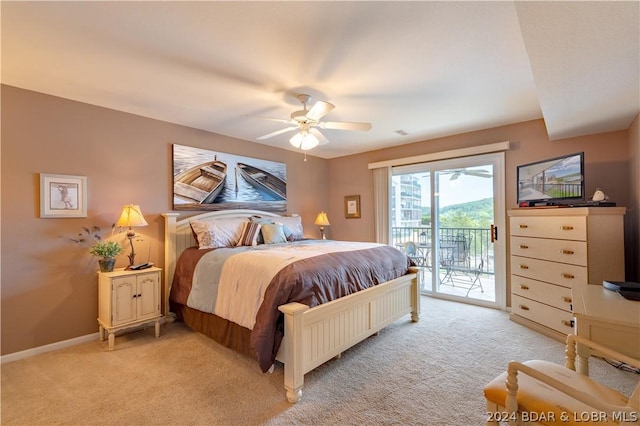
[97,267,162,350]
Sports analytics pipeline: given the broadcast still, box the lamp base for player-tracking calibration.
[125,232,136,268]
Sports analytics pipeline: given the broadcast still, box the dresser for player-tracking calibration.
[508,207,626,341]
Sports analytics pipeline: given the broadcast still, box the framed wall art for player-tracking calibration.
[172,144,287,212]
[40,173,87,218]
[344,194,361,219]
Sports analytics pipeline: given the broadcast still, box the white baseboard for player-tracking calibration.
[1,332,99,364]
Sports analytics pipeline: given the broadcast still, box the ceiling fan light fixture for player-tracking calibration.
[289,131,319,151]
[257,93,371,151]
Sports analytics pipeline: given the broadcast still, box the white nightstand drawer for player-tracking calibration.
[511,275,573,312]
[511,236,587,266]
[511,255,587,288]
[512,294,574,335]
[510,216,586,241]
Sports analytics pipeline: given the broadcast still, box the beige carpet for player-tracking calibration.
[2,296,637,425]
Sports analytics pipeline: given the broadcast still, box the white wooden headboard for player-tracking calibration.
[161,209,283,318]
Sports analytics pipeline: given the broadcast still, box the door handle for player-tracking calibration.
[490,224,498,242]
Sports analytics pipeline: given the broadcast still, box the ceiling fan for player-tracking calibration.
[443,168,493,180]
[256,94,372,151]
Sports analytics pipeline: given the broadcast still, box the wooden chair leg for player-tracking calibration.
[485,400,500,425]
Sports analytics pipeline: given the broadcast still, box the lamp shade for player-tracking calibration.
[314,211,330,226]
[290,131,320,151]
[116,204,148,228]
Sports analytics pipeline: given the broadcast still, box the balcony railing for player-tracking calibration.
[392,226,494,275]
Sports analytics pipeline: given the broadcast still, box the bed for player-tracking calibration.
[163,209,420,403]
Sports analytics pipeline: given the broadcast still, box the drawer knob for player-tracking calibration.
[519,265,529,270]
[519,224,528,229]
[561,273,575,279]
[519,244,529,249]
[561,249,574,255]
[520,285,529,290]
[561,320,574,328]
[561,296,572,303]
[561,225,574,231]
[519,305,530,311]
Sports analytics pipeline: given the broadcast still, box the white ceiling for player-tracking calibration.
[2,1,638,159]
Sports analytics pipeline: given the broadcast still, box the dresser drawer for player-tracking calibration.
[512,294,574,335]
[510,215,586,240]
[511,275,573,312]
[511,236,587,266]
[511,255,587,288]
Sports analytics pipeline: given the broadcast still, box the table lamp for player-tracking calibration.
[314,211,330,239]
[116,204,148,268]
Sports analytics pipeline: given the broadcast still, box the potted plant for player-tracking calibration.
[89,240,123,272]
[70,225,122,272]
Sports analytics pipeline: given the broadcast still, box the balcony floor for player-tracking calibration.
[417,267,496,302]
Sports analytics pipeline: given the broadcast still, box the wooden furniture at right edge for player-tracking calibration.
[508,207,626,342]
[572,284,640,360]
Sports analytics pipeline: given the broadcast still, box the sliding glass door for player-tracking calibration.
[391,153,505,308]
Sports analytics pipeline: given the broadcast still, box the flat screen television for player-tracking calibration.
[517,152,585,206]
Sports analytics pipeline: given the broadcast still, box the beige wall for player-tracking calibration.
[1,85,328,355]
[2,85,637,356]
[628,113,640,281]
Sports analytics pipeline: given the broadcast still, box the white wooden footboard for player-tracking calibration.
[277,266,420,403]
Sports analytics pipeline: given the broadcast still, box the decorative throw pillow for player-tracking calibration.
[261,223,288,244]
[250,216,275,244]
[249,216,274,225]
[236,220,262,247]
[190,218,246,249]
[276,216,304,241]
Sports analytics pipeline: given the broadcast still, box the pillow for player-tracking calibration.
[276,216,304,241]
[250,216,275,244]
[250,215,275,225]
[261,223,288,244]
[190,218,246,249]
[236,220,262,247]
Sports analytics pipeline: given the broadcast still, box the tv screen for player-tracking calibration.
[517,152,585,206]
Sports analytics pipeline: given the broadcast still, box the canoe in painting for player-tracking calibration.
[236,162,286,200]
[174,159,227,204]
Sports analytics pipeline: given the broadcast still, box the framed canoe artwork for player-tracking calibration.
[172,144,286,212]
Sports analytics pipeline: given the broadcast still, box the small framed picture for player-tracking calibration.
[40,173,87,218]
[344,195,361,219]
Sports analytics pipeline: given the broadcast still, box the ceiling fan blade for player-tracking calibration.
[319,121,372,131]
[306,100,335,121]
[254,116,294,124]
[257,127,298,140]
[310,128,330,145]
[466,171,493,178]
